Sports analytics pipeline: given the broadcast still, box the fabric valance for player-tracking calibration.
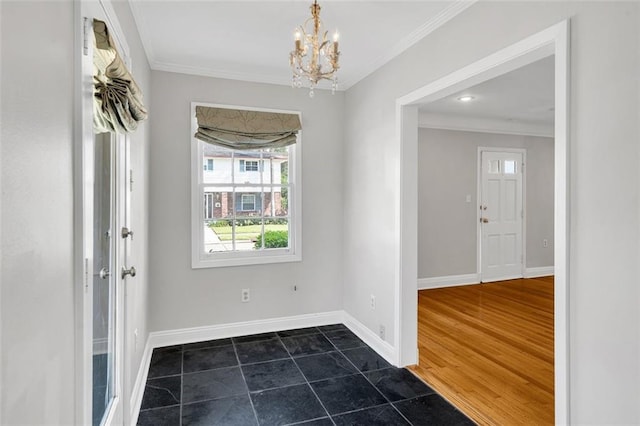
[93,19,148,134]
[194,106,301,150]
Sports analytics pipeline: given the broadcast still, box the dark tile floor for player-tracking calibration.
[137,324,473,426]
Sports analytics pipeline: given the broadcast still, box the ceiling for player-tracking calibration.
[419,55,555,126]
[128,0,474,90]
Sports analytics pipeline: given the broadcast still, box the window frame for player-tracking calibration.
[190,102,302,268]
[240,193,256,211]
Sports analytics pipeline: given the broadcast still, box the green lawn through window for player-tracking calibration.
[211,224,288,241]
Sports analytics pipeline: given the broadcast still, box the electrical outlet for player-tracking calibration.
[370,295,376,310]
[543,239,548,248]
[379,325,386,340]
[241,288,250,303]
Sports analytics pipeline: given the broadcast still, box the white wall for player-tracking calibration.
[418,128,554,278]
[343,2,639,423]
[111,1,152,418]
[0,1,151,423]
[1,2,75,424]
[148,72,344,332]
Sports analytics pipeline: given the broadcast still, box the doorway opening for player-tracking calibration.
[394,21,569,424]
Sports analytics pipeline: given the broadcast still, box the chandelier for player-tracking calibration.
[289,0,340,97]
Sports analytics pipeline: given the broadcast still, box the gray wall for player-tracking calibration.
[343,1,639,423]
[1,3,75,423]
[418,128,554,278]
[0,1,151,423]
[148,72,344,332]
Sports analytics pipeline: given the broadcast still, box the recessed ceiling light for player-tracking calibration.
[457,95,475,102]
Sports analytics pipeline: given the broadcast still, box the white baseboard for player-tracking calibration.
[524,266,554,278]
[129,338,153,426]
[128,309,398,425]
[341,312,397,366]
[148,310,344,349]
[417,273,480,290]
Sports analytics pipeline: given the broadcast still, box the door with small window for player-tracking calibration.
[479,150,524,282]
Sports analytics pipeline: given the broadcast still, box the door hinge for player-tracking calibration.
[84,258,89,292]
[83,18,90,56]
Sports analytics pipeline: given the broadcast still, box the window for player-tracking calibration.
[504,160,517,174]
[191,103,302,268]
[240,194,256,211]
[240,160,260,172]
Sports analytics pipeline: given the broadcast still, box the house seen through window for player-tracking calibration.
[199,144,292,254]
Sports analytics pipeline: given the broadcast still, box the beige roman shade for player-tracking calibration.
[194,106,301,150]
[93,19,148,134]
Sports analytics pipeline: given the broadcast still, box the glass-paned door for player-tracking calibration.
[92,131,116,425]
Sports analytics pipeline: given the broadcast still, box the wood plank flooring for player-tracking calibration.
[409,277,554,425]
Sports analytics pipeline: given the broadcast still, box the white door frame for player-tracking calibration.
[477,147,527,282]
[395,20,570,424]
[74,1,132,424]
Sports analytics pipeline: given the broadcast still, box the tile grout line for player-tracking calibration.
[141,325,460,426]
[277,331,337,426]
[319,326,416,425]
[231,338,261,426]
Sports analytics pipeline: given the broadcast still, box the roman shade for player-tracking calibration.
[194,106,301,150]
[93,19,147,134]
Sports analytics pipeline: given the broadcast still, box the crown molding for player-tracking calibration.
[128,0,476,90]
[151,60,342,92]
[340,0,477,89]
[419,112,554,138]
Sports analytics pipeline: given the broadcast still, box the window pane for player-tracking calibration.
[203,189,233,219]
[235,188,262,214]
[263,186,289,218]
[202,143,232,185]
[504,160,517,174]
[230,217,263,252]
[488,159,500,174]
[263,148,289,185]
[256,218,289,251]
[234,151,263,184]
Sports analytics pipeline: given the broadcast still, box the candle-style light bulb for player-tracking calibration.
[294,29,302,52]
[332,30,339,42]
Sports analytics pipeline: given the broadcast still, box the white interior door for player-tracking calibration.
[480,150,524,282]
[80,2,132,424]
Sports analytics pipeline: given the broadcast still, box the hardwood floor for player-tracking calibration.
[409,277,554,425]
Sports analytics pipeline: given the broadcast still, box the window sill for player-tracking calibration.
[192,251,301,269]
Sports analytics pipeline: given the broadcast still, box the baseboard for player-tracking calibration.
[524,266,554,278]
[417,273,480,290]
[129,338,153,426]
[129,309,397,425]
[341,312,397,366]
[148,310,344,349]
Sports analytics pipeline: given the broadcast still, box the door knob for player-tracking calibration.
[99,267,110,279]
[121,266,136,279]
[121,227,134,240]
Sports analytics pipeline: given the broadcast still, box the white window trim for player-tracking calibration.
[240,193,256,211]
[190,102,302,268]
